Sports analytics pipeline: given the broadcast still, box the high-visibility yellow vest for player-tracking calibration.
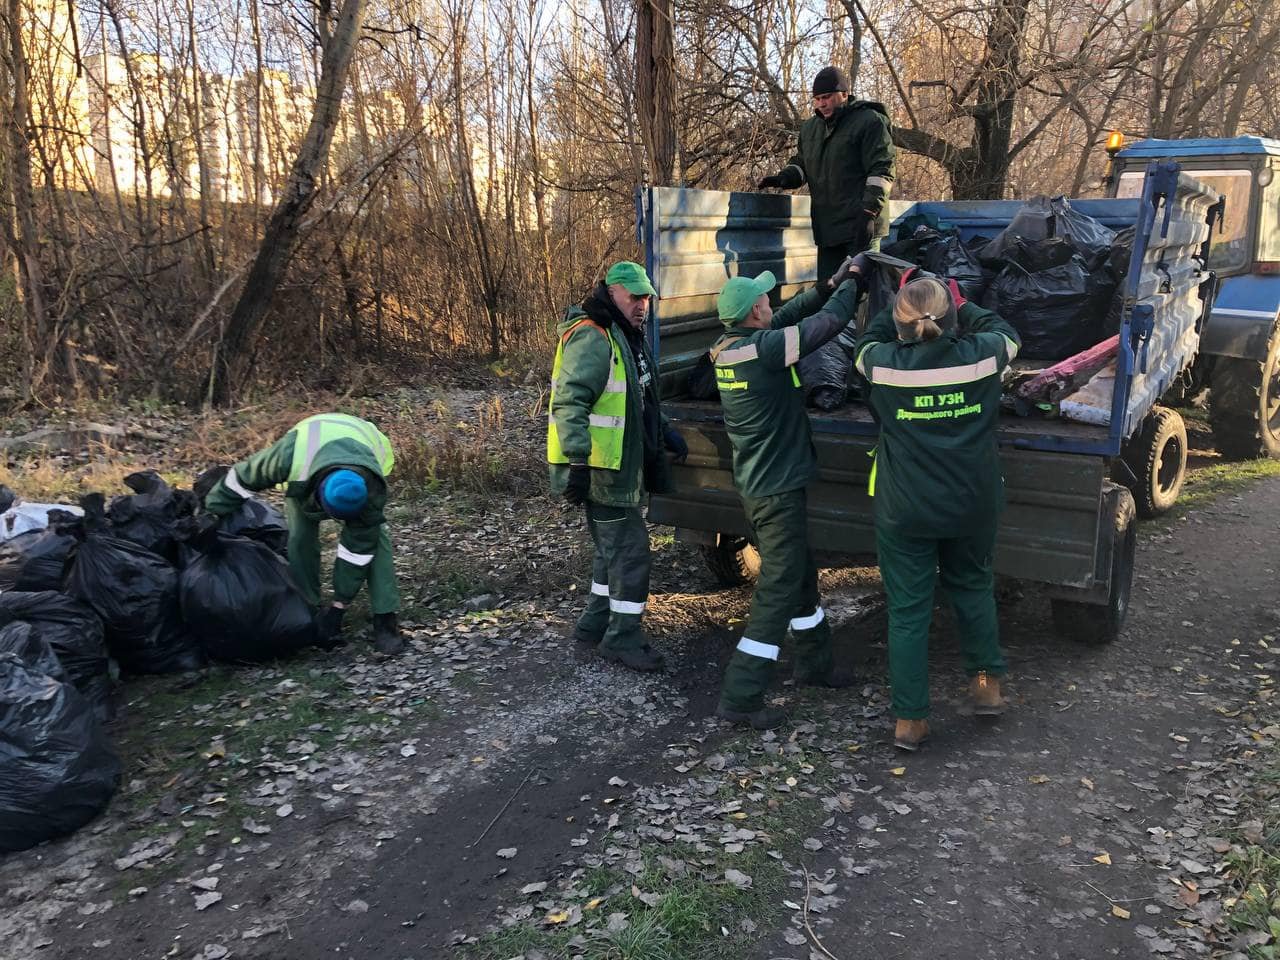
[288,414,395,481]
[547,318,628,469]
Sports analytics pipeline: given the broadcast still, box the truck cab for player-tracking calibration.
[1108,136,1280,458]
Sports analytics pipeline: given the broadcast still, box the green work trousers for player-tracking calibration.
[284,498,400,615]
[875,521,1006,720]
[719,488,831,713]
[575,503,651,653]
[817,236,881,284]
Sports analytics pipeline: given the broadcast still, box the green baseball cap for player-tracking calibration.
[718,271,776,324]
[605,261,657,297]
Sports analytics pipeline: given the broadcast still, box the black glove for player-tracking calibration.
[757,174,784,190]
[664,427,689,464]
[564,463,590,505]
[192,464,230,502]
[315,605,346,650]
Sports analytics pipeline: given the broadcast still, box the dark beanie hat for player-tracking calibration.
[812,66,850,96]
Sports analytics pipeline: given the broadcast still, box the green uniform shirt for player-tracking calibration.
[203,420,390,603]
[854,302,1021,539]
[775,101,896,246]
[713,282,861,499]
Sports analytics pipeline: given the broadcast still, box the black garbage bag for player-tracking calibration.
[798,339,851,411]
[0,592,111,715]
[0,653,120,853]
[0,518,78,592]
[921,233,990,302]
[107,471,197,563]
[64,495,204,675]
[0,622,67,682]
[980,196,1116,270]
[686,353,718,401]
[218,498,288,556]
[0,485,14,513]
[983,245,1107,360]
[179,529,316,662]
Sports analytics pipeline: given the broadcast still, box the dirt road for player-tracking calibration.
[2,469,1276,960]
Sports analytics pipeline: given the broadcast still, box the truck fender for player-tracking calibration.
[1200,274,1280,360]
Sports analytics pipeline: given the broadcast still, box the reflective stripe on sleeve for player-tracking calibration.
[855,344,875,378]
[336,544,375,567]
[784,326,800,367]
[865,176,892,190]
[609,598,646,615]
[591,581,610,596]
[871,356,999,388]
[223,468,252,500]
[1002,335,1020,362]
[298,419,325,480]
[789,607,825,631]
[736,637,780,661]
[588,414,625,428]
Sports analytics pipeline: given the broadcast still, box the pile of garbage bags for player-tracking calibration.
[0,477,311,854]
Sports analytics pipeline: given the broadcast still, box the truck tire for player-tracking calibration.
[1116,406,1187,519]
[1208,318,1280,460]
[701,537,760,587]
[1050,485,1137,645]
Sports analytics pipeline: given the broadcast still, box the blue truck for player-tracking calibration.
[640,162,1220,645]
[1108,136,1280,460]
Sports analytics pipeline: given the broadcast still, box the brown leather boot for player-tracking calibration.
[894,718,929,752]
[970,672,1005,717]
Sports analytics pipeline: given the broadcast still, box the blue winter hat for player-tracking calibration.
[319,469,368,520]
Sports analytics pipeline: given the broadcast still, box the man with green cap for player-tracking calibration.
[548,261,686,672]
[712,258,867,729]
[758,66,895,282]
[199,412,404,655]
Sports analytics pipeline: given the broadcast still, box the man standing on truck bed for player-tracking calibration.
[547,261,687,673]
[853,277,1020,751]
[711,259,865,729]
[758,66,896,282]
[199,413,405,655]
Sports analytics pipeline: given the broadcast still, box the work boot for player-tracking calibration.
[716,704,788,731]
[794,664,857,689]
[571,626,603,647]
[598,644,664,673]
[894,718,930,752]
[372,613,406,656]
[970,672,1005,717]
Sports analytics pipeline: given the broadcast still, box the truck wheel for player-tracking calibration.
[701,537,760,587]
[1116,406,1186,519]
[1050,486,1137,645]
[1209,318,1280,460]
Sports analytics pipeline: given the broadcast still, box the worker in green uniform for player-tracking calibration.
[758,66,896,281]
[201,413,404,655]
[548,261,686,673]
[853,277,1021,751]
[712,258,866,730]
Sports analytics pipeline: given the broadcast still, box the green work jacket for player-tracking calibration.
[548,292,666,508]
[712,280,861,499]
[775,101,896,247]
[203,414,391,602]
[854,303,1021,539]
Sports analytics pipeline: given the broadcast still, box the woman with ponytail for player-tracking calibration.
[853,276,1022,751]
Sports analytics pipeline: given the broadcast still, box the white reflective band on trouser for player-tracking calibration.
[336,544,374,567]
[736,637,780,661]
[865,176,892,190]
[784,326,800,367]
[223,468,252,500]
[588,414,625,428]
[790,607,825,631]
[609,598,646,615]
[591,581,610,596]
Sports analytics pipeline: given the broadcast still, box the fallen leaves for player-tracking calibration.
[1094,852,1112,865]
[1028,774,1051,785]
[1110,904,1131,920]
[890,767,905,777]
[724,868,753,889]
[496,847,518,859]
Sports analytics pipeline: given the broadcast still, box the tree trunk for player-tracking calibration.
[211,0,369,404]
[2,0,49,400]
[635,0,678,185]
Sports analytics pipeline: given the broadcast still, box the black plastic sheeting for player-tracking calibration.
[218,498,288,556]
[179,531,316,662]
[0,519,78,592]
[106,471,198,564]
[0,653,120,853]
